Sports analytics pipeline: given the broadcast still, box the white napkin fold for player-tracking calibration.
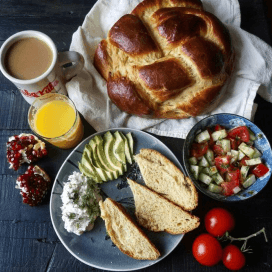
[67,0,272,138]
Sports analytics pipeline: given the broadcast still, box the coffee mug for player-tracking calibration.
[0,30,84,104]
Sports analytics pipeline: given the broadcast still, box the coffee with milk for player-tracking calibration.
[4,37,53,80]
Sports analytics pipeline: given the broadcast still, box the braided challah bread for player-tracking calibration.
[94,0,234,119]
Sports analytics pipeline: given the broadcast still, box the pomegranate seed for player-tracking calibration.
[14,153,21,159]
[7,134,47,170]
[15,166,51,206]
[41,149,48,156]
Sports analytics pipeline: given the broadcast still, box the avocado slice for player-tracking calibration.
[88,141,106,170]
[103,131,125,175]
[83,147,114,181]
[113,131,126,165]
[78,162,102,183]
[126,132,134,158]
[84,144,101,169]
[120,132,133,164]
[91,136,119,179]
[82,152,110,182]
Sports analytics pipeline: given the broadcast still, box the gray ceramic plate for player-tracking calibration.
[50,128,184,271]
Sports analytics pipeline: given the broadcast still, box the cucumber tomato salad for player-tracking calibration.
[189,125,270,196]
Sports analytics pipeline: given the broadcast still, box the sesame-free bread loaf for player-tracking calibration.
[135,148,198,211]
[128,179,200,234]
[99,198,160,260]
[94,0,234,118]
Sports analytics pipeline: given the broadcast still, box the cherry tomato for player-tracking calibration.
[222,244,246,270]
[192,233,223,266]
[190,142,208,158]
[252,163,269,177]
[228,126,250,143]
[205,208,235,237]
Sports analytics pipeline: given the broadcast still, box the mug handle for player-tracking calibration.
[58,51,84,81]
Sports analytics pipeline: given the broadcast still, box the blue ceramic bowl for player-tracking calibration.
[183,113,272,202]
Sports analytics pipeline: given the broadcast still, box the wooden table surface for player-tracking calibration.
[0,0,272,271]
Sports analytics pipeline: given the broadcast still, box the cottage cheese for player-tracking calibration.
[61,172,102,235]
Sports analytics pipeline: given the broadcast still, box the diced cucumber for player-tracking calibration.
[195,130,210,143]
[230,150,239,164]
[233,186,241,194]
[252,148,262,158]
[205,149,214,166]
[202,166,218,176]
[201,167,210,175]
[211,129,227,141]
[190,165,200,180]
[189,157,198,165]
[238,143,255,158]
[198,156,210,167]
[245,158,262,166]
[216,140,223,146]
[212,172,224,185]
[221,139,231,153]
[242,174,256,188]
[240,165,250,180]
[238,150,246,161]
[208,183,223,194]
[199,173,212,185]
[248,128,257,141]
[209,166,218,175]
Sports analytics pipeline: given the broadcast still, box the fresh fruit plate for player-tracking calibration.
[50,128,184,271]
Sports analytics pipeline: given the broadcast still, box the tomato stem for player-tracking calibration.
[224,227,268,252]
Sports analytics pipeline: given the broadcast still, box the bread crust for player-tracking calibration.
[128,179,200,234]
[135,148,198,210]
[99,198,160,260]
[94,0,234,118]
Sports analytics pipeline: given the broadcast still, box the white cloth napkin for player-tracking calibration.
[67,0,272,138]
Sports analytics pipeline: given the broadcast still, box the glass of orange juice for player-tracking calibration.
[28,93,84,149]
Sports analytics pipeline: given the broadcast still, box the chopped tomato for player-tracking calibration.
[215,156,232,174]
[239,156,250,167]
[221,179,240,196]
[226,169,241,183]
[215,124,225,131]
[213,144,225,156]
[191,142,208,158]
[228,126,250,143]
[207,127,215,147]
[226,136,238,150]
[252,163,269,177]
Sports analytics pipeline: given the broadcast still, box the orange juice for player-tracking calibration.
[34,100,76,138]
[29,93,84,149]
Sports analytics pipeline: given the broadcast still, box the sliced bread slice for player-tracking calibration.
[99,198,160,260]
[127,179,200,234]
[135,148,198,211]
